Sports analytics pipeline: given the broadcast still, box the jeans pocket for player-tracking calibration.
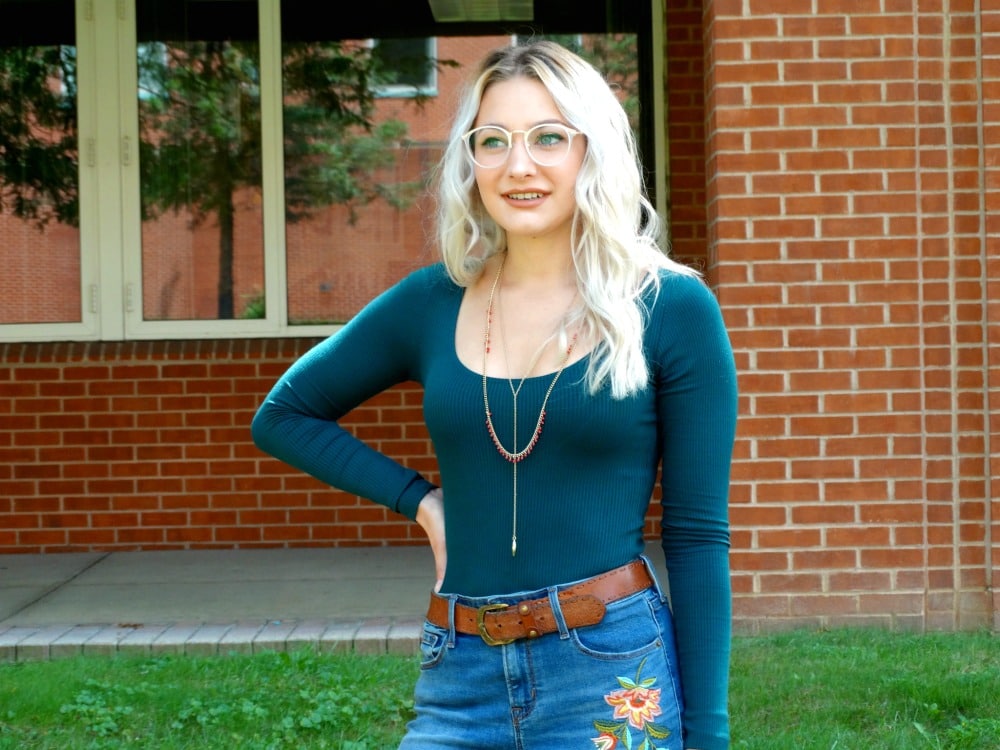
[569,590,664,660]
[418,620,449,670]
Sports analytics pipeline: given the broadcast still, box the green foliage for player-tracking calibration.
[0,44,79,226]
[532,34,641,133]
[0,648,416,749]
[240,289,266,319]
[135,39,420,318]
[136,40,262,224]
[58,680,136,739]
[0,36,432,318]
[138,40,416,227]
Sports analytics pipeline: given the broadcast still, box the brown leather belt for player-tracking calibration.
[426,559,652,646]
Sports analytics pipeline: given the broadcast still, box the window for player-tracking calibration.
[372,37,438,98]
[0,0,659,342]
[0,0,89,333]
[280,34,458,327]
[132,0,264,325]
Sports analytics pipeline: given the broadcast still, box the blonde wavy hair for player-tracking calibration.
[436,41,699,399]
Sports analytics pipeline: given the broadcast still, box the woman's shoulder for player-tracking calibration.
[642,266,728,348]
[398,261,457,289]
[647,267,719,315]
[381,262,461,304]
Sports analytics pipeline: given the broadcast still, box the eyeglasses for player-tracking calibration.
[462,123,582,169]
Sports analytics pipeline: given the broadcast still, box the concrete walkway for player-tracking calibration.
[0,546,436,661]
[0,543,667,663]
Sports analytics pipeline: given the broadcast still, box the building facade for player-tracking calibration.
[1,0,998,632]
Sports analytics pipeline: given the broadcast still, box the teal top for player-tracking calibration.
[252,263,737,749]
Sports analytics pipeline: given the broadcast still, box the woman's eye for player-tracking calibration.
[533,130,565,148]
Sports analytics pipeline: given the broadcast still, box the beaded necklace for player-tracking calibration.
[482,255,578,556]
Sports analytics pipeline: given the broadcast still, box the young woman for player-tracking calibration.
[252,41,737,750]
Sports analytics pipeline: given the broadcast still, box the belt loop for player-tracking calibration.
[640,554,669,605]
[446,595,457,648]
[547,587,570,639]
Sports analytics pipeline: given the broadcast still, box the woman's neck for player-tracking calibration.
[500,239,576,290]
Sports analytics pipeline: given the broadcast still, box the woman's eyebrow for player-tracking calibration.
[474,119,572,129]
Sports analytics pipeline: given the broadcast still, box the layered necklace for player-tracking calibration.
[482,255,578,556]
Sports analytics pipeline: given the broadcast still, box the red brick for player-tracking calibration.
[861,548,925,568]
[791,594,860,617]
[758,573,824,593]
[730,551,790,571]
[758,529,822,548]
[792,549,858,570]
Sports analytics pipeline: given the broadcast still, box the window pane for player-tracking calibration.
[374,38,437,97]
[0,0,81,324]
[136,0,264,321]
[280,35,511,326]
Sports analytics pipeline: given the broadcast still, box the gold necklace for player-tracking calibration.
[482,256,578,556]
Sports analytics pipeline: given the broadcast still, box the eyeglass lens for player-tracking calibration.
[467,124,575,168]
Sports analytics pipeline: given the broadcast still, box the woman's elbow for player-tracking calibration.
[250,402,278,454]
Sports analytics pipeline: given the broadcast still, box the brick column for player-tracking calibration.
[984,0,1000,631]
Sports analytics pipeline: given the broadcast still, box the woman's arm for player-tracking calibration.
[251,270,439,521]
[652,273,738,750]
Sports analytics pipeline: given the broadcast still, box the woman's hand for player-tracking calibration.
[416,488,446,592]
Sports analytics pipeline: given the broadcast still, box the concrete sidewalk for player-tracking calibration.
[0,546,436,662]
[0,543,667,663]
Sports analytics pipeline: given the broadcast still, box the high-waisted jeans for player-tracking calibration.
[399,557,684,749]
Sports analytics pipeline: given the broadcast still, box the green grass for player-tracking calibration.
[0,649,418,749]
[0,629,997,749]
[730,629,1000,750]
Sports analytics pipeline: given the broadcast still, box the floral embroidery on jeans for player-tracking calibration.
[591,658,671,749]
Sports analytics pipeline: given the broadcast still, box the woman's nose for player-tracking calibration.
[506,133,536,175]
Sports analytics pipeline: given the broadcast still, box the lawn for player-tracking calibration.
[0,628,997,749]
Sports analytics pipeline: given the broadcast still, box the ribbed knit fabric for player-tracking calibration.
[251,263,738,749]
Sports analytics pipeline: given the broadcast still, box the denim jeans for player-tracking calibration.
[399,557,684,750]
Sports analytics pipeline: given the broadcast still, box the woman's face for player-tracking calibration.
[469,76,586,247]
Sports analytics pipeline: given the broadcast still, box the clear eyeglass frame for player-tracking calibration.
[462,123,583,169]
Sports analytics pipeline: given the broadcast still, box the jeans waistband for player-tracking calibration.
[426,558,656,646]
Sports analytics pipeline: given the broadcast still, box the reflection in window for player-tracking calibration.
[136,0,264,321]
[524,33,640,133]
[0,1,81,324]
[373,37,437,98]
[281,38,435,325]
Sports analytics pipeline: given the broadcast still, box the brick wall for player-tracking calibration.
[0,340,438,550]
[705,0,998,631]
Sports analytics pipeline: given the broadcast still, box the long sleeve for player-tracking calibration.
[650,273,738,750]
[251,268,439,520]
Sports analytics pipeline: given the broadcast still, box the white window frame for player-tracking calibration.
[0,0,103,342]
[118,0,285,339]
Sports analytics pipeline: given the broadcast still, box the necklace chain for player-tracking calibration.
[482,255,578,555]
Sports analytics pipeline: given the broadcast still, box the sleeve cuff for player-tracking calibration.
[395,475,438,521]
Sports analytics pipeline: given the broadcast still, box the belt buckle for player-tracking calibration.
[476,603,515,646]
